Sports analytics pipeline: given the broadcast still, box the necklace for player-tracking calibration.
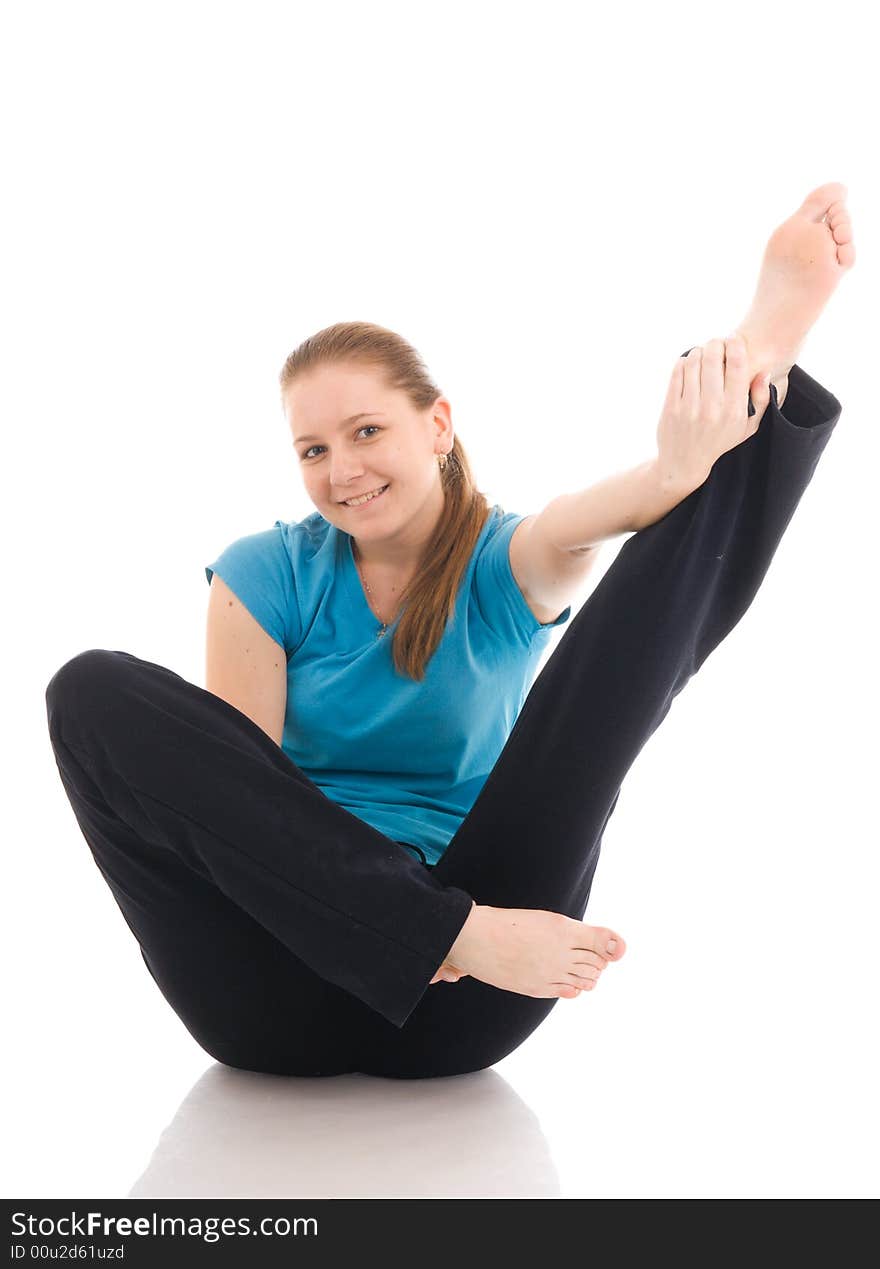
[351,540,401,639]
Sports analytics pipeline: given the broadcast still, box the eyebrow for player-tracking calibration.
[293,412,383,445]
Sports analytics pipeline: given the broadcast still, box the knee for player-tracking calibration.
[45,649,129,733]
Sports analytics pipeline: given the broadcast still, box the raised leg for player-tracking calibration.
[433,362,840,917]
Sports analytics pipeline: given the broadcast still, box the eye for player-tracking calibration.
[300,425,381,461]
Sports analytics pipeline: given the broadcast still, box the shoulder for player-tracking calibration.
[471,506,573,642]
[205,521,290,584]
[205,519,306,654]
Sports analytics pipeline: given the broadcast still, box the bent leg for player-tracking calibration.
[45,652,474,1031]
[48,724,380,1073]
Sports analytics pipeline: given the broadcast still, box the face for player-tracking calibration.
[284,363,454,537]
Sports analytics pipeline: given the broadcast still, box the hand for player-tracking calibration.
[655,337,772,492]
[429,961,470,985]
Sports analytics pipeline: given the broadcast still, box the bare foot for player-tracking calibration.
[432,905,626,999]
[730,181,856,385]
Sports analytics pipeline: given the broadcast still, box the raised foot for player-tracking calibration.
[732,180,856,382]
[434,905,627,999]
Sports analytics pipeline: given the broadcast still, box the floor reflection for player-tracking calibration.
[128,1063,560,1198]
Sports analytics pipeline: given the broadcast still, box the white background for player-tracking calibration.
[3,0,877,1199]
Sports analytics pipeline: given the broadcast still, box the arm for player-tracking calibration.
[507,459,693,621]
[205,574,288,746]
[535,339,790,553]
[533,458,695,553]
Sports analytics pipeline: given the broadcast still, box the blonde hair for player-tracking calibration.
[279,321,491,683]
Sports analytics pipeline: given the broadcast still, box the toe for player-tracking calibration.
[581,926,627,960]
[571,965,601,984]
[837,241,856,268]
[801,182,848,220]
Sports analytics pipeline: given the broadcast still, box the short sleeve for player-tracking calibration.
[473,511,572,647]
[205,521,301,654]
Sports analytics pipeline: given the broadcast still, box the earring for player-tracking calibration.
[438,452,448,471]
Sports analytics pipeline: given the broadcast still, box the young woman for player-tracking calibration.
[45,183,854,1080]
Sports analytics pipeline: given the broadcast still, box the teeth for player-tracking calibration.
[344,485,387,506]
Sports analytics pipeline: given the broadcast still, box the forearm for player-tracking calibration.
[535,458,695,551]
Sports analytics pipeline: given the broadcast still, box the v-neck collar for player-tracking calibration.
[335,504,500,639]
[341,529,403,637]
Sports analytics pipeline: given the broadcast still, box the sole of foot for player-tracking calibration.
[731,181,856,382]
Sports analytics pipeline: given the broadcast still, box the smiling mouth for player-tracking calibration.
[339,484,390,506]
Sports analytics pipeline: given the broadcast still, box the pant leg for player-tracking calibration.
[433,361,840,908]
[44,652,475,1034]
[47,719,391,1075]
[355,361,841,1078]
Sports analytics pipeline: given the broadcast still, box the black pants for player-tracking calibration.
[45,362,840,1079]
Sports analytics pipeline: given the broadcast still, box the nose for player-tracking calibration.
[329,452,368,491]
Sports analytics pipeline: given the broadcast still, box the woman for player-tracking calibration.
[45,182,854,1079]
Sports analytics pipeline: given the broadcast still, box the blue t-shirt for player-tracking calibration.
[205,504,571,867]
